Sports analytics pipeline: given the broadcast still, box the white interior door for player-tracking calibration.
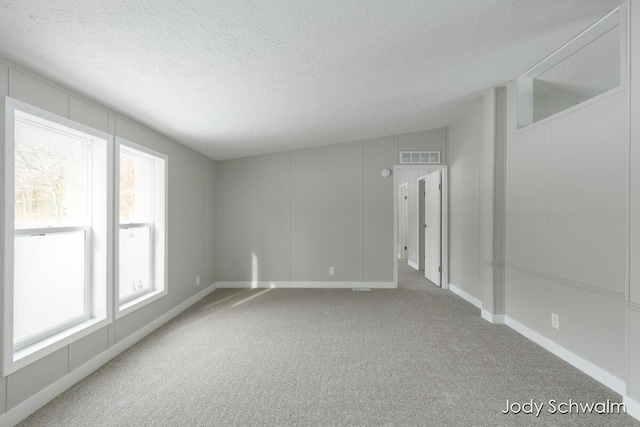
[418,179,425,270]
[399,184,409,260]
[424,170,442,286]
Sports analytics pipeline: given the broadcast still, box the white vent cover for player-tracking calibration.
[400,151,440,164]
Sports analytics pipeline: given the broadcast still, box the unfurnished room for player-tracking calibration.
[0,1,639,426]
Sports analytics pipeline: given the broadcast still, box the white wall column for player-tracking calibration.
[480,87,507,323]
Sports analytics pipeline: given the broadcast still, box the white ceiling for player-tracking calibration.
[0,0,622,160]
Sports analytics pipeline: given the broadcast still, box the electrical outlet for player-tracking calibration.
[551,313,559,330]
[196,275,201,286]
[329,267,335,275]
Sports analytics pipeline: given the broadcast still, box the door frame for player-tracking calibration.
[398,183,409,260]
[393,165,449,289]
[417,178,425,270]
[420,170,442,286]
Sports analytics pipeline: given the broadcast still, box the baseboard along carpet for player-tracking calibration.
[18,261,638,426]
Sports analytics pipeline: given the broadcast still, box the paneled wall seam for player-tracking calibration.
[490,91,497,264]
[626,301,640,312]
[1,63,7,411]
[482,261,505,267]
[361,141,364,281]
[627,7,633,303]
[207,164,211,284]
[479,111,485,300]
[506,263,625,300]
[289,152,292,281]
[514,87,627,137]
[547,123,552,275]
[2,57,212,158]
[626,307,631,397]
[627,0,632,302]
[3,58,99,117]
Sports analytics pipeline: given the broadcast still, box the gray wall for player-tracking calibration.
[440,3,640,406]
[216,152,291,282]
[444,74,633,401]
[0,60,216,413]
[397,128,447,164]
[630,0,640,404]
[216,129,445,285]
[504,86,627,381]
[291,141,364,281]
[447,110,482,299]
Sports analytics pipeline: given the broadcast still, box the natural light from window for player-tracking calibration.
[4,98,111,376]
[13,111,91,349]
[117,140,166,314]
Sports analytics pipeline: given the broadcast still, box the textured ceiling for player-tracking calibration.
[0,0,622,160]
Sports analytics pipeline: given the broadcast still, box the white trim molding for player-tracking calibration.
[623,396,640,421]
[0,284,218,427]
[448,284,483,309]
[481,309,505,324]
[505,316,625,395]
[407,260,420,271]
[215,281,396,289]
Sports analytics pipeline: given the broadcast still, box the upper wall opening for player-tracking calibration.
[517,6,626,129]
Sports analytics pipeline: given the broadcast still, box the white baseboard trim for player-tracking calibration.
[481,309,505,324]
[407,260,420,270]
[215,281,396,289]
[0,284,218,427]
[505,316,625,395]
[448,284,483,309]
[623,396,640,421]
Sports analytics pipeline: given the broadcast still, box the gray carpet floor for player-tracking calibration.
[19,261,639,426]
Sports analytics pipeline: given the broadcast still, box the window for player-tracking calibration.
[117,139,167,316]
[517,6,625,128]
[3,97,112,375]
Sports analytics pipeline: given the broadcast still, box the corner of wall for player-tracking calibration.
[208,158,217,285]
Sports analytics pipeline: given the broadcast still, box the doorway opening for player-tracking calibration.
[393,165,448,289]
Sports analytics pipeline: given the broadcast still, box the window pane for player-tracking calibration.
[120,150,153,223]
[14,112,87,228]
[13,231,86,343]
[119,226,151,301]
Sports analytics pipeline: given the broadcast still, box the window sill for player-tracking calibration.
[5,316,109,376]
[117,288,167,319]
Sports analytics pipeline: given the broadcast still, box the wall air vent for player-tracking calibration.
[399,151,440,164]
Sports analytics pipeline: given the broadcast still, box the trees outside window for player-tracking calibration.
[3,98,111,375]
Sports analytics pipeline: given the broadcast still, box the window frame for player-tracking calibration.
[116,137,167,318]
[2,96,113,376]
